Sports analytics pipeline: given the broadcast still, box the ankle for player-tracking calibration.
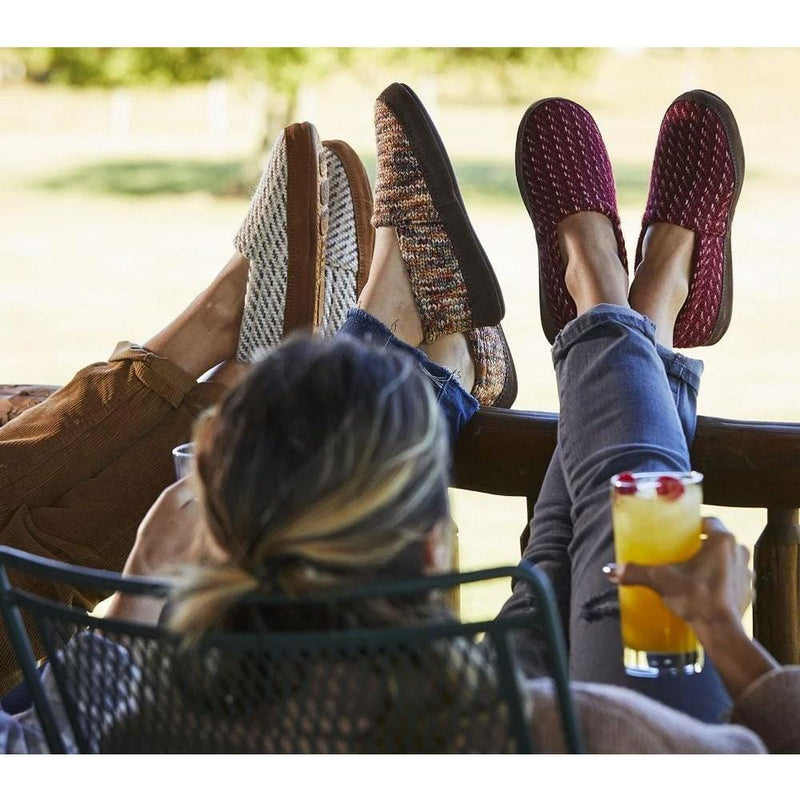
[628,223,695,342]
[420,332,475,394]
[564,252,628,315]
[559,212,628,314]
[201,253,249,332]
[357,227,424,347]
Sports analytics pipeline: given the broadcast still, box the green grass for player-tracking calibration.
[35,157,246,197]
[32,152,660,209]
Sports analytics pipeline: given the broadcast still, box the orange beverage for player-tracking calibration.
[611,471,704,677]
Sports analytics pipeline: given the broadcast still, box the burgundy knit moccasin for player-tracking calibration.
[516,98,628,343]
[637,90,744,348]
[372,83,506,343]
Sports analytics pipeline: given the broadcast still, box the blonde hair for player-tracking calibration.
[170,334,450,637]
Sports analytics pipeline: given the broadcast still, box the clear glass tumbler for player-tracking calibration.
[172,442,195,480]
[611,470,704,677]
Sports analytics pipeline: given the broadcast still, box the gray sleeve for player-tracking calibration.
[731,666,800,753]
[525,678,767,753]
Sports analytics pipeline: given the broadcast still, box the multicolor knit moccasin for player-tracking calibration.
[234,122,328,362]
[637,90,744,348]
[372,83,506,343]
[321,140,374,336]
[516,98,628,344]
[466,325,517,408]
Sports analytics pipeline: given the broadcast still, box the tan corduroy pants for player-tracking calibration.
[0,342,224,693]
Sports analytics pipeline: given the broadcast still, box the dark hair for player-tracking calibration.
[170,333,451,635]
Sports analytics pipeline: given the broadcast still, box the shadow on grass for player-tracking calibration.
[35,158,247,197]
[34,155,678,207]
[362,153,653,208]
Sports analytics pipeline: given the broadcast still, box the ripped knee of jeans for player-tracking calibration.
[580,588,620,623]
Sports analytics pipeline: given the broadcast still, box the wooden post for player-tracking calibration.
[754,508,800,664]
[447,520,460,616]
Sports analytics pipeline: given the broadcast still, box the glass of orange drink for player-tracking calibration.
[611,471,704,677]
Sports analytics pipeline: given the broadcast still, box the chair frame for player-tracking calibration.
[0,545,585,754]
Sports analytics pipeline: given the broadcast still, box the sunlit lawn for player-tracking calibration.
[2,48,799,628]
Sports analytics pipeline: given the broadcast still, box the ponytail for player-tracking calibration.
[170,564,258,640]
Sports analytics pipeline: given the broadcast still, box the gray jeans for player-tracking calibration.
[496,305,730,723]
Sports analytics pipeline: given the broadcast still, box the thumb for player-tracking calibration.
[616,561,681,595]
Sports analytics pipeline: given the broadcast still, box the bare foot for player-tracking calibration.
[144,252,249,378]
[357,227,424,347]
[628,222,695,349]
[420,333,475,395]
[560,212,628,314]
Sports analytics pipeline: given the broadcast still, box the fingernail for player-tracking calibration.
[602,563,618,582]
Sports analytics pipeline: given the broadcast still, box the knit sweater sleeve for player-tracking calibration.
[524,678,766,753]
[729,666,800,753]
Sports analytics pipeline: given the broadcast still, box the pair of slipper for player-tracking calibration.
[516,90,744,348]
[235,126,373,358]
[234,84,518,409]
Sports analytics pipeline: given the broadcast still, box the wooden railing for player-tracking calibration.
[453,408,800,665]
[3,385,799,664]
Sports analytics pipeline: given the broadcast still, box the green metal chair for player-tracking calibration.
[0,545,584,753]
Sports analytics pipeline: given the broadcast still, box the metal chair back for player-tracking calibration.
[0,545,584,753]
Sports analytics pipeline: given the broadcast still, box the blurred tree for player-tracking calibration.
[16,46,588,109]
[12,47,590,191]
[17,47,341,131]
[16,48,349,189]
[375,47,593,103]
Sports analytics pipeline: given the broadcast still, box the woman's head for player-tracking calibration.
[172,333,452,634]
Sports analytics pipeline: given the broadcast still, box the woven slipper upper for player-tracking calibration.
[465,326,516,409]
[517,99,628,341]
[234,125,326,362]
[322,146,360,336]
[235,130,290,362]
[636,95,738,348]
[371,98,477,342]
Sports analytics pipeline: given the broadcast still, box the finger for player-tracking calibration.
[160,476,195,508]
[616,561,681,594]
[602,563,618,583]
[701,518,738,556]
[702,517,732,538]
[738,543,751,566]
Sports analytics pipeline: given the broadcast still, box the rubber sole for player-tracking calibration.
[492,324,518,409]
[322,139,374,294]
[284,121,327,335]
[673,89,745,347]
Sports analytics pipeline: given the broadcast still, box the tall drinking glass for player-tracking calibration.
[172,442,195,480]
[611,470,704,677]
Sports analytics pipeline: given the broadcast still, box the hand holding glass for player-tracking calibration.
[611,471,704,677]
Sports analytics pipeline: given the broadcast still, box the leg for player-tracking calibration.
[0,256,249,693]
[496,449,574,678]
[556,214,729,721]
[343,226,479,443]
[0,253,248,522]
[500,212,696,674]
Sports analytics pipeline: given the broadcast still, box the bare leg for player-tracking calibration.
[358,227,475,392]
[561,212,628,313]
[144,252,249,379]
[201,359,251,392]
[628,222,695,349]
